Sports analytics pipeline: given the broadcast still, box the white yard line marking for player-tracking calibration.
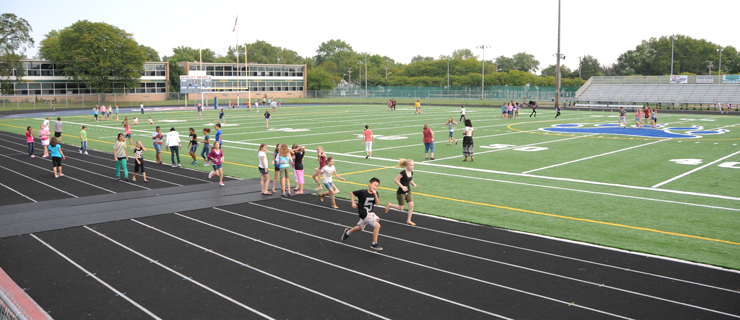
[0,182,37,202]
[83,226,275,319]
[254,202,740,317]
[0,164,78,198]
[425,134,595,162]
[285,198,740,292]
[523,139,671,174]
[130,219,391,320]
[30,234,162,320]
[652,150,740,188]
[212,206,629,319]
[344,131,527,154]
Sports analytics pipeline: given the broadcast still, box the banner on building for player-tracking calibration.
[696,75,714,84]
[180,75,212,80]
[670,75,688,84]
[723,75,740,83]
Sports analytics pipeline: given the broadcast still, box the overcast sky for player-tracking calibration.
[7,0,738,73]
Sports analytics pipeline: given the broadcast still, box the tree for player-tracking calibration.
[139,44,159,61]
[163,46,216,63]
[541,64,572,77]
[578,55,602,80]
[307,67,335,90]
[614,35,740,75]
[494,55,515,72]
[315,39,353,66]
[167,60,184,93]
[512,52,540,73]
[451,49,477,60]
[39,20,144,96]
[0,13,34,94]
[411,55,434,63]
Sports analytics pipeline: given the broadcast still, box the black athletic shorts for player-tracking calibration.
[51,156,62,167]
[134,158,145,173]
[54,132,62,138]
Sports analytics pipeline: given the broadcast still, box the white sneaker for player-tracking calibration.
[203,162,210,166]
[208,171,214,179]
[79,150,82,154]
[171,164,176,168]
[178,164,182,167]
[84,152,88,155]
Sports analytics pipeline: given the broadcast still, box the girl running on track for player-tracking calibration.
[271,144,281,194]
[26,126,35,158]
[188,128,198,165]
[341,177,383,251]
[39,124,50,158]
[258,143,271,195]
[123,120,134,148]
[312,146,327,190]
[635,108,643,128]
[317,157,345,208]
[264,109,271,128]
[132,141,148,183]
[385,159,418,226]
[292,144,305,194]
[201,128,211,166]
[444,117,458,145]
[277,143,293,197]
[208,141,225,186]
[463,119,474,162]
[48,137,65,178]
[114,133,129,181]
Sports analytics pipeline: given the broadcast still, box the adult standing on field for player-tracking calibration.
[53,117,63,142]
[363,125,375,159]
[165,127,181,167]
[151,126,164,164]
[385,159,418,226]
[462,119,474,161]
[422,124,435,160]
[140,103,144,114]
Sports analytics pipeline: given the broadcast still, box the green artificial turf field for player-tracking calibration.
[2,104,739,269]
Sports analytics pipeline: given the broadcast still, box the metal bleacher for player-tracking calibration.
[576,76,740,105]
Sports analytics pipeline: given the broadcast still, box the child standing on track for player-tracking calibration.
[151,126,164,165]
[79,126,88,155]
[258,143,271,195]
[208,141,225,186]
[166,127,182,167]
[277,143,293,197]
[48,137,65,178]
[132,141,148,183]
[39,124,50,158]
[26,126,35,158]
[114,133,129,181]
[341,177,383,251]
[444,117,458,145]
[292,144,305,194]
[363,125,374,159]
[385,159,418,226]
[201,128,211,166]
[271,144,281,194]
[188,128,198,165]
[317,157,345,208]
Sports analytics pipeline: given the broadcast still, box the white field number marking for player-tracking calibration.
[480,144,548,152]
[679,118,716,122]
[669,159,703,165]
[718,162,740,169]
[267,128,310,132]
[355,134,408,140]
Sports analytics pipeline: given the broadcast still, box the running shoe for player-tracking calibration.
[42,155,48,158]
[365,155,369,159]
[178,164,182,167]
[370,243,383,251]
[406,221,416,226]
[219,183,225,186]
[84,152,89,155]
[171,164,176,168]
[341,228,350,242]
[59,174,64,177]
[385,202,390,213]
[30,155,35,158]
[203,162,210,166]
[79,149,82,154]
[208,171,214,179]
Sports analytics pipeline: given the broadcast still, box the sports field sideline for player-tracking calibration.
[1,104,739,270]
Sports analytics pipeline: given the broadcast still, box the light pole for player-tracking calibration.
[357,61,363,93]
[476,45,490,99]
[670,35,678,76]
[578,56,582,86]
[364,53,368,97]
[717,47,724,83]
[554,0,562,109]
[705,61,714,75]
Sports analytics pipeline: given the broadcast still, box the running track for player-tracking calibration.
[0,132,738,319]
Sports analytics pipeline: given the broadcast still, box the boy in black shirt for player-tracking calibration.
[341,177,383,250]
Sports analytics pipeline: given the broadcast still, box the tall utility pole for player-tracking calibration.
[578,56,582,86]
[476,45,490,99]
[555,0,562,109]
[718,47,724,83]
[365,53,368,97]
[357,61,362,91]
[706,61,713,75]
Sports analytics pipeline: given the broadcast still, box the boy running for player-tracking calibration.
[341,177,383,251]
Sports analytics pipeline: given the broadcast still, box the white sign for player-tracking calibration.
[669,159,702,165]
[670,75,688,84]
[180,75,212,80]
[696,75,714,84]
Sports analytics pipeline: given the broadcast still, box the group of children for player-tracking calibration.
[93,105,119,121]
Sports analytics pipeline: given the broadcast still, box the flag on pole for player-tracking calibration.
[233,15,238,32]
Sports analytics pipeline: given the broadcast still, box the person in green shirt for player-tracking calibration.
[79,126,88,155]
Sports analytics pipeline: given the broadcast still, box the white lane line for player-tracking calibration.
[255,202,740,318]
[0,182,37,202]
[212,206,630,319]
[523,139,671,173]
[652,149,740,188]
[130,219,391,320]
[424,134,595,163]
[177,211,515,320]
[29,234,162,319]
[0,164,78,198]
[82,226,275,320]
[285,198,740,294]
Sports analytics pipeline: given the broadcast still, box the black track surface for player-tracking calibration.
[1,132,739,319]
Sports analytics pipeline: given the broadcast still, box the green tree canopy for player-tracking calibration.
[578,55,602,80]
[39,20,144,96]
[0,13,34,93]
[451,48,477,60]
[307,67,335,90]
[614,35,740,75]
[315,39,353,66]
[139,44,159,61]
[541,64,572,77]
[163,46,217,63]
[494,55,515,72]
[512,52,540,73]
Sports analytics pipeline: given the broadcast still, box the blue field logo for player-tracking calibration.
[541,124,728,139]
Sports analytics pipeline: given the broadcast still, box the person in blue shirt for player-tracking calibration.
[214,123,223,146]
[555,105,561,119]
[48,137,66,178]
[501,104,507,119]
